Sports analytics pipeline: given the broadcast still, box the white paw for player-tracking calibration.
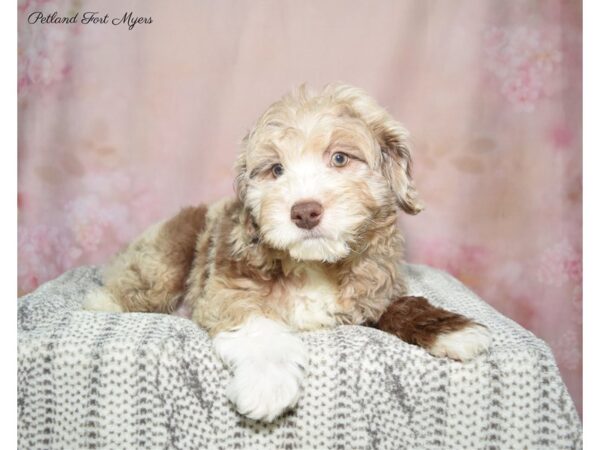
[226,357,304,422]
[213,316,307,422]
[428,323,491,361]
[82,289,123,312]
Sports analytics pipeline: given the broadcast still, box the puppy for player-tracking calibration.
[84,83,491,422]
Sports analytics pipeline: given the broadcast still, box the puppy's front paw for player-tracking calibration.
[213,316,307,422]
[428,323,491,361]
[227,358,305,422]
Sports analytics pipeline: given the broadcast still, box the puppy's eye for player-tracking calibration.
[331,152,349,167]
[271,163,284,178]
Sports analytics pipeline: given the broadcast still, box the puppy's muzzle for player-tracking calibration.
[291,201,323,230]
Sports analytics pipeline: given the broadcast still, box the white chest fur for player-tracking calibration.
[283,264,340,331]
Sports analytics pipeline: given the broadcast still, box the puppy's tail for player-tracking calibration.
[82,288,124,313]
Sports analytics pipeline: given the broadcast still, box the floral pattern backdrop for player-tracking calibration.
[18,0,582,415]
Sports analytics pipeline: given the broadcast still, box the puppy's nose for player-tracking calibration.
[291,201,323,230]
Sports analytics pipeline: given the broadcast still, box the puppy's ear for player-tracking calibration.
[377,120,423,215]
[327,83,423,215]
[234,134,250,202]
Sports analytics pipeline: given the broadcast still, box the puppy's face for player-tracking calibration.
[236,84,423,262]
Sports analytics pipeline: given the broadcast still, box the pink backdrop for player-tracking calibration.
[18,0,582,415]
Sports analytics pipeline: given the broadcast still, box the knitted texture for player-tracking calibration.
[18,264,582,449]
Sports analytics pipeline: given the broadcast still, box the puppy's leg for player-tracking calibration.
[83,206,207,314]
[212,316,307,422]
[375,296,491,361]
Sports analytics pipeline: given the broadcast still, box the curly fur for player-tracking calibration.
[84,83,490,422]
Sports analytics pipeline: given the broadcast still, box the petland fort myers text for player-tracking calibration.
[28,11,152,31]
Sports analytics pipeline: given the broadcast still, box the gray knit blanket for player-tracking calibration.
[18,264,582,449]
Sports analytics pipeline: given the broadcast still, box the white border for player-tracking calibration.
[1,0,17,445]
[583,0,597,445]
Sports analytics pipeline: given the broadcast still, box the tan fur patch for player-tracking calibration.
[99,206,207,314]
[156,205,208,290]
